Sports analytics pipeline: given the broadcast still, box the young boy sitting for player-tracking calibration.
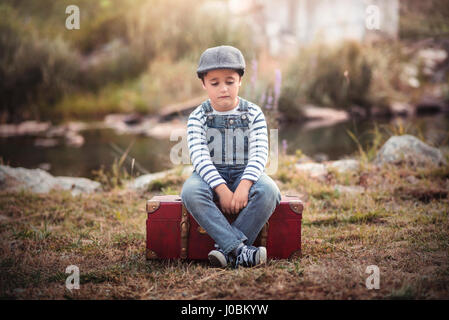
[181,45,281,268]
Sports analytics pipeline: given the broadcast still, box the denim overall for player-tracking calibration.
[181,98,282,255]
[204,98,250,166]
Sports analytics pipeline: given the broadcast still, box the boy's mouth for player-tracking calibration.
[219,96,230,99]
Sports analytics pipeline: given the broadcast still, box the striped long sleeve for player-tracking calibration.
[187,107,227,189]
[240,105,269,182]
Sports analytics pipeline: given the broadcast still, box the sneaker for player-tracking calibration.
[234,245,267,268]
[208,247,232,268]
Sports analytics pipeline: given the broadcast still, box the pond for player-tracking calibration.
[1,113,448,179]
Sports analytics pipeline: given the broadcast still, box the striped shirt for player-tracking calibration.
[187,97,269,189]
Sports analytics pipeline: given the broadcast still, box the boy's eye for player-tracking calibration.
[210,81,234,86]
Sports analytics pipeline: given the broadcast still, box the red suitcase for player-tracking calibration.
[146,194,303,260]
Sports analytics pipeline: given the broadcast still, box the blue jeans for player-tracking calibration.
[181,164,282,255]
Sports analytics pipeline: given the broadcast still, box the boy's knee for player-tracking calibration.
[181,175,213,205]
[251,176,281,206]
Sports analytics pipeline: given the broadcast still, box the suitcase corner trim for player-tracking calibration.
[146,200,160,213]
[289,200,304,215]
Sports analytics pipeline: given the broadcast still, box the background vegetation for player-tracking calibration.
[0,0,255,122]
[2,0,449,123]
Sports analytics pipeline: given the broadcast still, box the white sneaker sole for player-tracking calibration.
[208,250,227,268]
[258,247,267,264]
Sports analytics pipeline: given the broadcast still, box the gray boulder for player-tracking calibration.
[334,184,365,194]
[127,165,193,190]
[295,159,360,179]
[0,166,57,193]
[53,177,101,196]
[327,159,360,174]
[374,135,446,166]
[295,163,328,179]
[0,165,101,195]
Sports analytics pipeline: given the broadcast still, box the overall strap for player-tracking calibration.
[201,100,213,114]
[236,97,249,112]
[201,97,248,113]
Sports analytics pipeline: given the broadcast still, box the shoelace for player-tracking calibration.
[235,246,258,268]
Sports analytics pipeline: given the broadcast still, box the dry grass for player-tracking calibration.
[0,156,448,299]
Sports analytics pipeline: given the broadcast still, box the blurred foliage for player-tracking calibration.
[2,0,448,123]
[399,0,449,39]
[0,0,255,122]
[0,4,81,122]
[278,41,413,120]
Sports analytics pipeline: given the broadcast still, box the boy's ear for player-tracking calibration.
[201,79,206,89]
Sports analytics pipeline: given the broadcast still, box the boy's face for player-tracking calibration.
[201,69,242,111]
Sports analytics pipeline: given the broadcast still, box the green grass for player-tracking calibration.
[0,149,448,299]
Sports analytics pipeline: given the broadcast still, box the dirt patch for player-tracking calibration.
[394,186,448,203]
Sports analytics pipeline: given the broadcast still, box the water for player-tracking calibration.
[1,114,448,178]
[1,129,173,178]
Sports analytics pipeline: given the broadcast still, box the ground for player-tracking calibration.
[0,156,448,299]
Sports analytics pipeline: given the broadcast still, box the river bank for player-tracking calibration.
[2,102,449,179]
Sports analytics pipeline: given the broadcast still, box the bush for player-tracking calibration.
[1,0,257,122]
[278,41,412,121]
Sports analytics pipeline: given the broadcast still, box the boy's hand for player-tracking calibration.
[214,184,234,215]
[231,179,253,214]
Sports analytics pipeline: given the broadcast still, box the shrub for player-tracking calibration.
[0,4,81,122]
[278,41,412,121]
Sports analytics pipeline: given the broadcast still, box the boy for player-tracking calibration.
[181,45,281,268]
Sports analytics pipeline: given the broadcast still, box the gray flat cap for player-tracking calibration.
[197,45,245,78]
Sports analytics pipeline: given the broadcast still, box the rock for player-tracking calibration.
[0,121,51,137]
[127,165,193,190]
[126,171,170,190]
[374,135,446,167]
[390,102,413,117]
[301,105,349,130]
[295,162,328,179]
[145,119,187,139]
[334,184,365,194]
[34,138,59,148]
[65,132,84,147]
[0,165,58,193]
[54,176,101,196]
[104,113,186,139]
[327,159,360,174]
[0,165,101,195]
[313,153,329,163]
[302,105,349,121]
[296,159,360,178]
[46,121,88,138]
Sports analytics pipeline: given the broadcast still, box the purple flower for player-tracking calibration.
[251,59,258,89]
[266,89,273,110]
[274,68,282,110]
[282,139,287,155]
